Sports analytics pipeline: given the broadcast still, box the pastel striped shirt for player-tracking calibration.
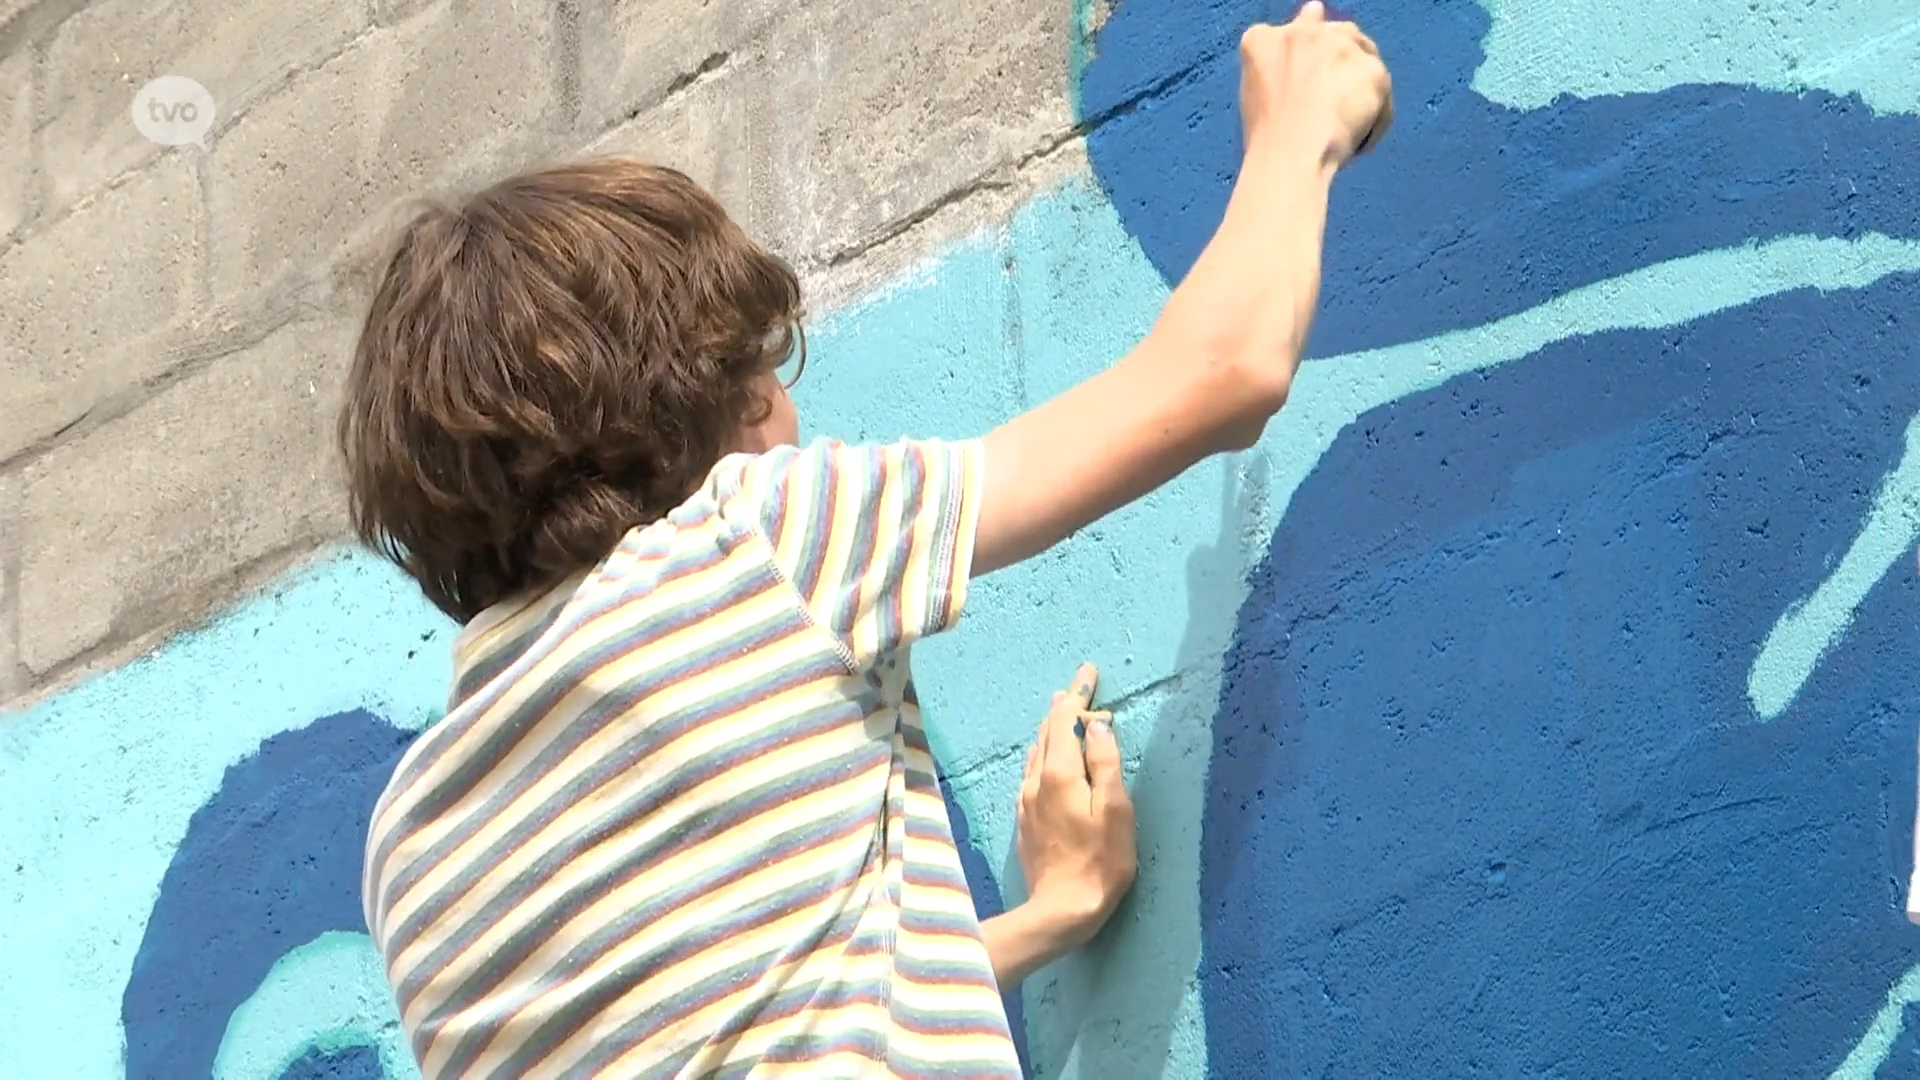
[361,437,1021,1078]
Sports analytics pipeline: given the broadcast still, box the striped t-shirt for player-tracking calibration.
[362,438,1022,1078]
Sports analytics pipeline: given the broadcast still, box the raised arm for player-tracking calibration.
[972,2,1393,576]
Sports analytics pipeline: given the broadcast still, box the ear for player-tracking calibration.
[733,372,795,453]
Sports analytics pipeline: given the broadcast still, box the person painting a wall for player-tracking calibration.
[336,1,1393,1074]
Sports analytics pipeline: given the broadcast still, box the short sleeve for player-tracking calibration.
[717,438,983,668]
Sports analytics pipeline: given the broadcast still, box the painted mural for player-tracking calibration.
[3,0,1918,1077]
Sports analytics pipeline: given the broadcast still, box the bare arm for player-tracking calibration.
[971,5,1390,576]
[973,148,1335,574]
[981,901,1085,990]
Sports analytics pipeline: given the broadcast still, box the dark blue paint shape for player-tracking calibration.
[122,710,416,1080]
[1200,275,1920,1077]
[942,773,1034,1077]
[1080,0,1920,358]
[1075,0,1920,1074]
[282,1045,386,1080]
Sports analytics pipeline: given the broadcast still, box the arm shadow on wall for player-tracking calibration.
[1001,453,1297,1080]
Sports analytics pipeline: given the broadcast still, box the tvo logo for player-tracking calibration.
[131,76,216,149]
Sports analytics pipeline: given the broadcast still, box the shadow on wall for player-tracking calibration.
[1007,458,1275,1080]
[122,710,416,1080]
[1078,0,1920,1075]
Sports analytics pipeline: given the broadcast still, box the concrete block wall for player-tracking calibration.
[6,0,1920,1076]
[0,0,1085,703]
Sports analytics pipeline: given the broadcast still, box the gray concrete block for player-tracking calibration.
[798,0,1068,256]
[576,0,810,134]
[585,0,1072,270]
[0,470,19,704]
[586,67,1092,315]
[0,48,30,239]
[748,0,1072,266]
[583,56,758,225]
[16,317,355,674]
[373,0,439,25]
[0,0,35,34]
[0,156,201,463]
[577,0,791,134]
[39,0,367,210]
[207,0,566,304]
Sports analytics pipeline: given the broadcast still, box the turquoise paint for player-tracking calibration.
[802,178,1233,1078]
[213,931,418,1080]
[1066,0,1097,122]
[0,551,450,1077]
[1475,0,1920,116]
[1751,413,1920,720]
[1832,962,1920,1080]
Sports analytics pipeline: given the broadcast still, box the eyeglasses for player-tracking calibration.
[777,323,808,390]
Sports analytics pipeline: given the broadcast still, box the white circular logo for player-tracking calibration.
[131,76,216,148]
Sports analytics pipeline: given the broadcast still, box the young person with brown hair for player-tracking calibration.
[343,4,1391,1074]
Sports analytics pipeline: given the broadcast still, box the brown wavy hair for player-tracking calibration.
[339,158,804,622]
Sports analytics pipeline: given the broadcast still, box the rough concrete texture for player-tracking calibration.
[205,0,565,304]
[0,48,31,238]
[0,0,45,42]
[577,0,792,132]
[0,155,201,463]
[17,318,353,673]
[372,0,440,27]
[0,472,19,700]
[746,0,1073,265]
[8,0,1920,1078]
[585,0,1074,269]
[39,0,368,209]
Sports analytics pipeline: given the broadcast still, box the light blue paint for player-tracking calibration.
[802,177,1182,779]
[1475,0,1920,116]
[1751,413,1920,720]
[0,550,451,1078]
[1271,231,1920,530]
[1066,0,1098,121]
[213,931,418,1080]
[804,177,1228,1078]
[1832,962,1920,1079]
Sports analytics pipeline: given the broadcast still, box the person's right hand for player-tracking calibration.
[1239,1,1394,168]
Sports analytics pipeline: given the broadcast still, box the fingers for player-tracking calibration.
[1043,664,1098,783]
[1245,2,1326,53]
[1036,690,1061,760]
[1057,663,1098,715]
[1083,710,1128,814]
[1356,84,1393,156]
[1342,22,1380,58]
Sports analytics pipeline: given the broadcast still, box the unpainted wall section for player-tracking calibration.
[5,0,1920,1077]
